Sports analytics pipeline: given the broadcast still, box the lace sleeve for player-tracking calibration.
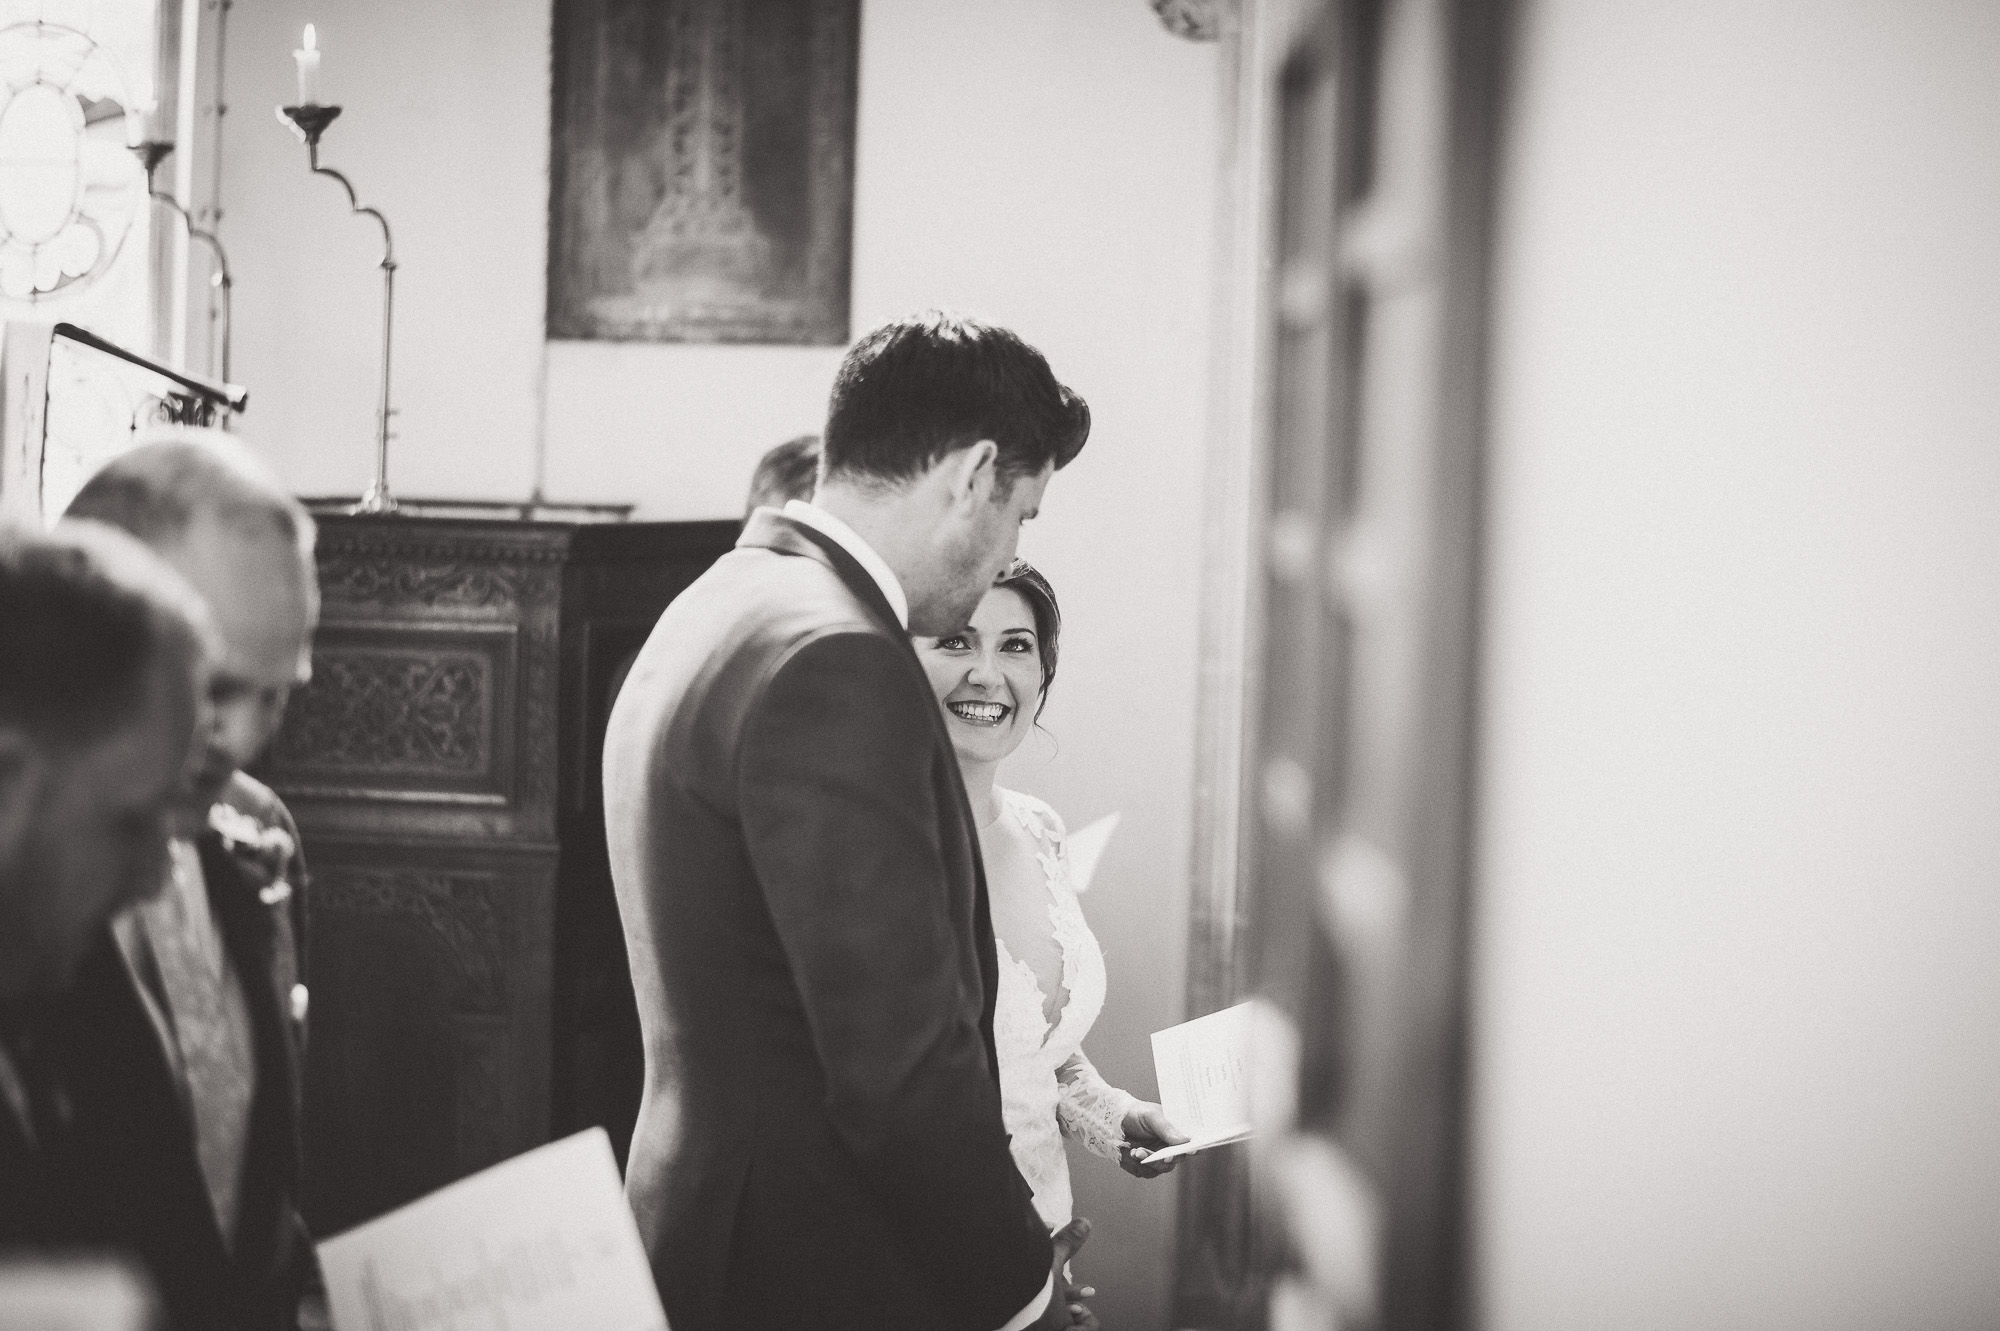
[1056,1050,1140,1160]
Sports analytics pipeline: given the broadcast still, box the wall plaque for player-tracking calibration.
[548,0,860,344]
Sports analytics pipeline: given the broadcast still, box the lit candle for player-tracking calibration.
[294,24,321,107]
[126,98,154,146]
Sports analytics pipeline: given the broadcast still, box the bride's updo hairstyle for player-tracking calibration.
[994,560,1061,720]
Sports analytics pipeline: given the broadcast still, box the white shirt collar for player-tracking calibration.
[780,499,910,629]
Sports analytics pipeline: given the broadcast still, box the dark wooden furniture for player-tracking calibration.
[258,514,736,1234]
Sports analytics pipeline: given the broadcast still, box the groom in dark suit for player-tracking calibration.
[607,312,1091,1331]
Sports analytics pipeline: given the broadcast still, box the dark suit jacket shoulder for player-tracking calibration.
[608,513,1051,1331]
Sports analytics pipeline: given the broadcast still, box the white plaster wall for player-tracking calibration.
[222,0,551,500]
[218,3,1217,1326]
[1473,2,2000,1328]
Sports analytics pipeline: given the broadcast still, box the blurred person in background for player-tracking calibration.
[44,433,321,1331]
[742,433,821,519]
[0,520,213,1248]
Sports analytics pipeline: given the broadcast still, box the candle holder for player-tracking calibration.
[278,102,399,515]
[131,138,173,177]
[128,140,235,384]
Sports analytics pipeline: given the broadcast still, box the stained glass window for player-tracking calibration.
[0,0,172,517]
[0,0,154,321]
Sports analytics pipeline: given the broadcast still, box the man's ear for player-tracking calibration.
[0,731,48,869]
[940,440,1000,510]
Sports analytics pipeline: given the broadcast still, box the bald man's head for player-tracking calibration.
[65,429,316,571]
[65,431,320,809]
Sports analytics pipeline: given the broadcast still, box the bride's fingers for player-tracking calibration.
[1141,1109,1190,1146]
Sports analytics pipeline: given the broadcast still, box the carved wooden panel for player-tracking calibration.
[309,527,569,623]
[288,650,492,777]
[317,558,529,612]
[302,846,555,1235]
[270,521,568,843]
[317,869,512,1014]
[265,627,517,804]
[270,515,740,1233]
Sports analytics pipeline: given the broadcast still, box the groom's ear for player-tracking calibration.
[939,440,1000,510]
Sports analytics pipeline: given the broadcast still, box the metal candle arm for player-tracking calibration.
[153,194,234,381]
[132,146,236,384]
[279,103,399,515]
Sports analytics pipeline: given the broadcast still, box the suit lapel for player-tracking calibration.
[52,926,232,1280]
[0,1036,40,1155]
[109,906,192,1115]
[0,1020,61,1236]
[937,739,1005,1082]
[738,510,906,639]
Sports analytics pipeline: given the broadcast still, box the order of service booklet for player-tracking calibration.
[316,1128,667,1331]
[1144,1000,1256,1164]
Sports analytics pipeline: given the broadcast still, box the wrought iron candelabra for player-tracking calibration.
[278,102,400,514]
[129,139,235,385]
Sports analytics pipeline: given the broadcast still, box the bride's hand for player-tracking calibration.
[1118,1103,1190,1178]
[1061,1275,1101,1331]
[1059,1240,1100,1331]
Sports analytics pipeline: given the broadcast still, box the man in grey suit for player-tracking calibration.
[606,312,1092,1331]
[49,433,320,1331]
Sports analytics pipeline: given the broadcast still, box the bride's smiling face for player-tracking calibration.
[917,585,1043,767]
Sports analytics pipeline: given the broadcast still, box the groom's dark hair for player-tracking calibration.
[821,311,1090,490]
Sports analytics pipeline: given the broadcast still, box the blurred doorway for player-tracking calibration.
[1175,1,1505,1327]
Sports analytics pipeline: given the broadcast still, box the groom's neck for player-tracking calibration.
[812,477,936,597]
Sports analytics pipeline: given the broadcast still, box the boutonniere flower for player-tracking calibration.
[208,803,297,906]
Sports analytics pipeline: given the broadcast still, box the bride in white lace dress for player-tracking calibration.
[916,561,1187,1236]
